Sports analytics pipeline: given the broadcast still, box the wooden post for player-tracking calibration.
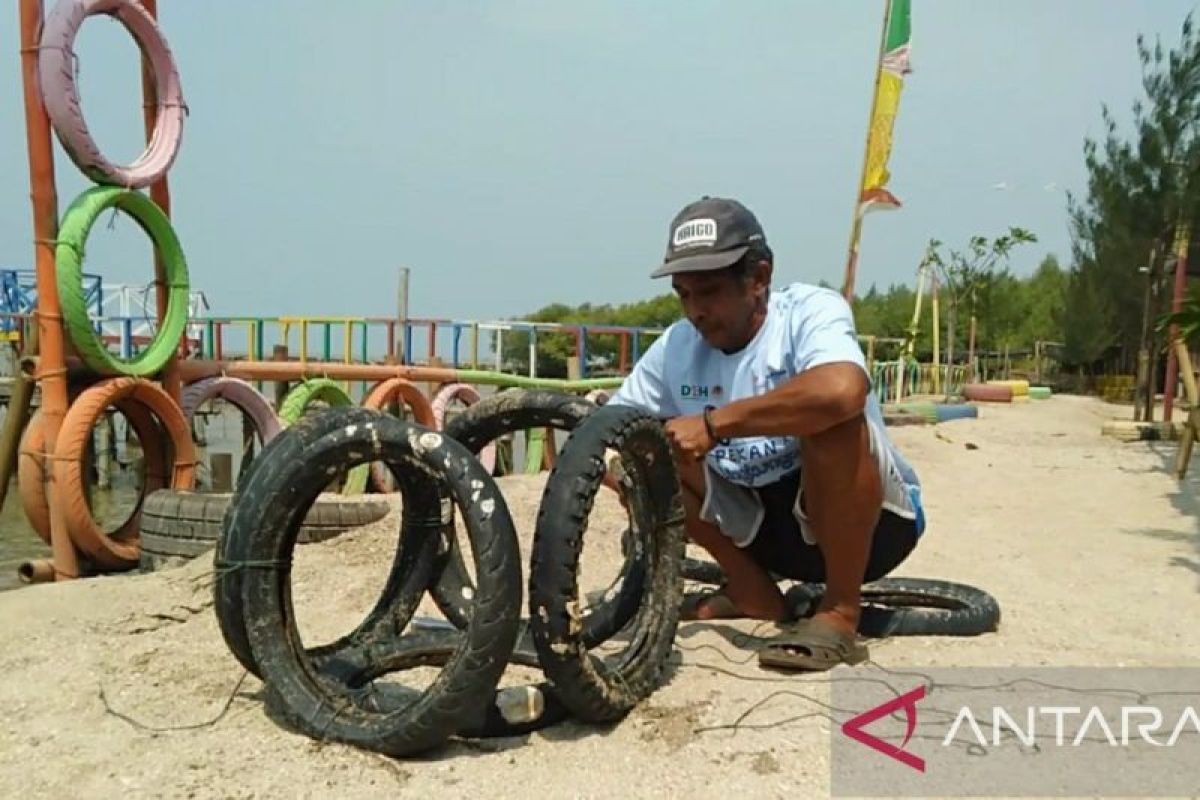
[95,414,112,490]
[931,271,941,395]
[210,452,233,492]
[272,344,289,411]
[1173,338,1200,478]
[0,323,38,509]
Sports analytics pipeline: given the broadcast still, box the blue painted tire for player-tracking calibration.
[934,403,979,422]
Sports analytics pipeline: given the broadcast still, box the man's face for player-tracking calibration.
[671,261,770,352]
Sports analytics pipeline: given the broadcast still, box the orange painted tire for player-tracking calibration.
[362,378,436,492]
[432,383,496,473]
[962,383,1013,403]
[55,377,196,569]
[18,402,168,548]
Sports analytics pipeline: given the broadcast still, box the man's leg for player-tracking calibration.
[798,412,883,635]
[674,457,787,621]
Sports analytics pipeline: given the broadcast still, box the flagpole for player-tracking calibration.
[841,0,894,302]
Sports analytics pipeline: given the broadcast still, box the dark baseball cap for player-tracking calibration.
[650,196,767,278]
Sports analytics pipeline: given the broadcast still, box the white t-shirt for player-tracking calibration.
[609,282,923,542]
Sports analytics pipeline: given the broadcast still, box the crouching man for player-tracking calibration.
[607,196,926,671]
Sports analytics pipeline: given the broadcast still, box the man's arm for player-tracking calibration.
[708,362,868,440]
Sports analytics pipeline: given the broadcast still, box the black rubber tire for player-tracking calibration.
[212,406,445,679]
[784,577,1002,637]
[139,489,389,570]
[236,409,523,757]
[435,388,645,648]
[528,404,686,723]
[333,621,572,739]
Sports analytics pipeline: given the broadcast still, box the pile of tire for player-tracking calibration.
[16,1,194,570]
[39,0,191,377]
[213,389,685,756]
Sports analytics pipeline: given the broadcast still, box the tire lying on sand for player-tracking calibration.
[684,561,1001,637]
[433,388,645,647]
[139,488,390,571]
[529,403,686,723]
[785,577,1001,637]
[963,383,1013,403]
[228,407,524,757]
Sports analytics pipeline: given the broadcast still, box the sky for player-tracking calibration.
[1,1,1198,323]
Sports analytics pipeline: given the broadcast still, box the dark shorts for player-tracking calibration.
[742,469,919,583]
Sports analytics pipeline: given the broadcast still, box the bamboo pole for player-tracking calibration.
[175,358,623,392]
[931,270,941,395]
[1173,337,1199,478]
[20,0,79,580]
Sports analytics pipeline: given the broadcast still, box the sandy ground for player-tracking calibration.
[1,394,1198,799]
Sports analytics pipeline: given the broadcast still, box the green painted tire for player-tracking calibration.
[279,379,369,495]
[895,401,939,424]
[1029,386,1052,400]
[56,186,190,376]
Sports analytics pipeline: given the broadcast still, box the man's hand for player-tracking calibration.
[664,414,715,462]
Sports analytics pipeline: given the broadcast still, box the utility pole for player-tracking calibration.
[397,267,410,364]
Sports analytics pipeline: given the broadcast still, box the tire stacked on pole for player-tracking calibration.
[20,0,195,572]
[214,393,686,756]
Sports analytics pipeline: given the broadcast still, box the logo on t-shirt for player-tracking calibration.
[672,219,717,249]
[680,384,721,399]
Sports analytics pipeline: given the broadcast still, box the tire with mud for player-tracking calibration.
[213,406,438,678]
[528,403,686,723]
[434,388,645,648]
[233,408,523,756]
[785,577,1001,637]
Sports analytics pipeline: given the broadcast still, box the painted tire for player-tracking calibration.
[38,0,185,187]
[962,383,1012,403]
[18,402,168,548]
[279,379,368,495]
[1029,386,1053,400]
[432,383,496,473]
[54,377,196,569]
[362,378,436,492]
[987,379,1029,396]
[894,401,938,424]
[181,377,282,444]
[933,403,979,422]
[57,187,190,376]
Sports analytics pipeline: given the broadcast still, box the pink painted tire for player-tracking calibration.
[181,377,282,444]
[432,383,496,473]
[962,383,1013,403]
[38,0,185,188]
